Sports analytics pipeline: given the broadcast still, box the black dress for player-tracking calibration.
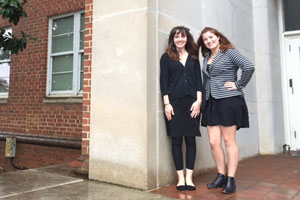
[160,53,202,137]
[166,96,201,137]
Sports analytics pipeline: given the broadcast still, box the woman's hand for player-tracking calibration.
[224,82,237,90]
[164,104,174,121]
[190,101,201,118]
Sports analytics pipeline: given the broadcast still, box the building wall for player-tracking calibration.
[156,0,260,186]
[0,0,86,170]
[89,0,149,189]
[253,0,285,153]
[0,0,85,139]
[88,0,284,190]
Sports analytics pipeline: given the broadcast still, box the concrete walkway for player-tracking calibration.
[0,168,174,200]
[0,153,299,200]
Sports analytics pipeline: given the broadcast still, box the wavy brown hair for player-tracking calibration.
[197,27,234,57]
[166,26,198,61]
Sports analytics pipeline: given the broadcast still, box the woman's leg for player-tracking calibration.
[207,126,226,174]
[221,125,238,177]
[172,137,185,186]
[185,136,196,186]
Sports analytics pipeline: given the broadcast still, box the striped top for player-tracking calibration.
[202,48,254,101]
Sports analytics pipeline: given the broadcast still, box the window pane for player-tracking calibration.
[80,14,85,31]
[52,34,74,53]
[52,16,74,53]
[283,0,300,31]
[53,16,74,36]
[52,73,73,91]
[80,32,84,50]
[0,29,11,61]
[0,63,10,93]
[80,53,84,90]
[80,13,85,50]
[52,55,73,73]
[0,49,10,60]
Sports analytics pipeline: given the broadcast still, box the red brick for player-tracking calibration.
[0,0,93,165]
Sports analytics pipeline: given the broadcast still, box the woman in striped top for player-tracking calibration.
[197,27,254,194]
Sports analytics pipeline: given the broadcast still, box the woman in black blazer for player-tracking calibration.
[160,26,202,191]
[197,27,254,194]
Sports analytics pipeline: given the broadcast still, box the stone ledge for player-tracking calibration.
[43,96,83,104]
[0,98,8,104]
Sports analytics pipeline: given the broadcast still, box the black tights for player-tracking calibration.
[172,136,196,171]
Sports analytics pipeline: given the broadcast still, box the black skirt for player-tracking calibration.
[165,96,201,137]
[201,95,249,130]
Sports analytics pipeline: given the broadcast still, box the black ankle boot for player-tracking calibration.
[222,175,228,189]
[207,173,225,189]
[222,176,236,194]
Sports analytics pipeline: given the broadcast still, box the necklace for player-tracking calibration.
[211,53,217,58]
[211,49,220,58]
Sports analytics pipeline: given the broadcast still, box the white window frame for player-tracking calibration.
[47,11,84,97]
[0,27,12,98]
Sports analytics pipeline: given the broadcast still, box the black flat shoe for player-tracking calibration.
[186,185,196,191]
[222,176,236,194]
[176,185,186,191]
[207,173,226,189]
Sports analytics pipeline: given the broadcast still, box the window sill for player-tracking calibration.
[0,98,8,104]
[43,96,82,104]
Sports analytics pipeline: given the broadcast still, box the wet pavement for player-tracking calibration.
[0,153,299,199]
[152,153,300,200]
[0,168,174,200]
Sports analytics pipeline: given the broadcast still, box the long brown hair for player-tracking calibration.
[166,26,198,61]
[197,27,234,57]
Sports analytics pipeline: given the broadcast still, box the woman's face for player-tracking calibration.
[173,30,187,49]
[202,31,220,51]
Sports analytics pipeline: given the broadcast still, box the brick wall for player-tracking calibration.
[0,141,81,173]
[0,0,85,139]
[0,0,90,171]
[82,0,93,155]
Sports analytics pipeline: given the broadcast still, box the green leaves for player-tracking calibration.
[0,0,33,54]
[0,0,27,25]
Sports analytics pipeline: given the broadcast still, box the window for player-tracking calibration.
[47,12,84,96]
[0,28,11,98]
[283,0,300,31]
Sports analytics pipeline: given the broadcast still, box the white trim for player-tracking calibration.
[278,0,291,147]
[47,11,84,97]
[52,32,74,37]
[47,17,52,96]
[0,27,12,97]
[0,93,8,97]
[0,59,10,63]
[52,71,73,75]
[73,13,80,95]
[283,30,300,36]
[49,11,85,21]
[278,0,300,148]
[46,93,83,97]
[78,52,84,93]
[50,51,73,57]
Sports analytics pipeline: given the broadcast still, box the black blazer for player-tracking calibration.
[160,53,202,101]
[202,48,254,101]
